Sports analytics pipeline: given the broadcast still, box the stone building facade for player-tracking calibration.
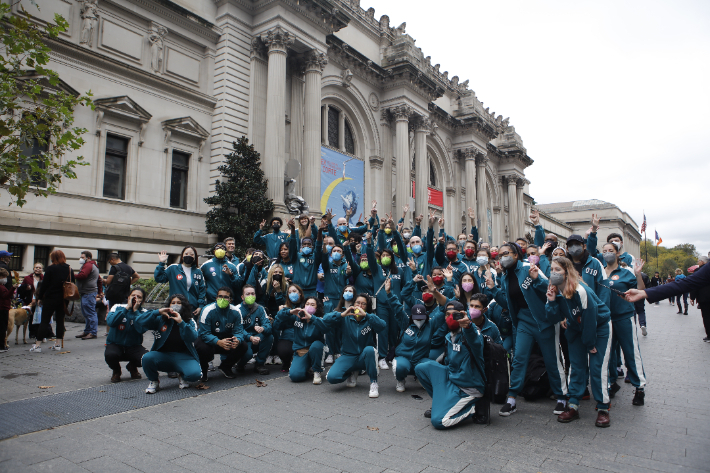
[1,0,536,276]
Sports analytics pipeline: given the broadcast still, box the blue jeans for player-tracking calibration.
[81,293,98,335]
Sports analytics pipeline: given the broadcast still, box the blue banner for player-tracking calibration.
[320,147,364,222]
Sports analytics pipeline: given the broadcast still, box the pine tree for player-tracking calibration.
[204,137,274,255]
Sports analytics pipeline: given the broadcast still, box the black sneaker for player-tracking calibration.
[219,366,236,379]
[499,402,516,417]
[167,372,178,378]
[703,337,710,343]
[609,382,621,398]
[255,365,269,375]
[471,414,488,425]
[424,409,431,418]
[632,389,645,406]
[235,365,245,373]
[200,373,209,382]
[553,401,566,415]
[616,368,624,377]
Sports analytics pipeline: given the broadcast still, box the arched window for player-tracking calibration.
[324,105,356,155]
[344,120,355,155]
[327,107,339,147]
[429,158,437,188]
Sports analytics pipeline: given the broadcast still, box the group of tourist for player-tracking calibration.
[3,205,708,431]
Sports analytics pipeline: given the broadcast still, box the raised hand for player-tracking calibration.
[364,231,372,242]
[385,277,392,294]
[425,275,437,292]
[158,251,169,263]
[438,216,445,228]
[468,207,475,221]
[585,226,593,238]
[346,264,352,275]
[325,208,335,222]
[413,274,424,282]
[546,283,558,301]
[454,284,461,299]
[541,241,552,254]
[287,217,295,228]
[443,265,453,281]
[403,204,410,216]
[408,259,416,271]
[371,200,377,210]
[309,216,316,225]
[485,272,495,289]
[633,259,645,275]
[260,219,267,230]
[591,214,600,230]
[415,214,423,225]
[346,208,352,218]
[530,209,540,225]
[428,212,437,227]
[529,264,539,279]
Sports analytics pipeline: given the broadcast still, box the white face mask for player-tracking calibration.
[413,319,425,329]
[170,304,182,313]
[0,278,6,285]
[79,258,86,265]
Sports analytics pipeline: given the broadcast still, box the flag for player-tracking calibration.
[640,213,647,233]
[655,230,659,241]
[656,231,662,246]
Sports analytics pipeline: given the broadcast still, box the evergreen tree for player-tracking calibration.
[204,137,274,255]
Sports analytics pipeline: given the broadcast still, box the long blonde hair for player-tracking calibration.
[266,264,287,294]
[551,256,579,299]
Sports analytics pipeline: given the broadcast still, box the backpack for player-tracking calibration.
[105,263,131,301]
[519,352,550,401]
[463,334,510,424]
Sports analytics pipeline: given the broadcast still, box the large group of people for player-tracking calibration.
[3,204,709,431]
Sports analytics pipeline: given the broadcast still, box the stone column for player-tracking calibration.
[507,175,519,240]
[476,154,489,242]
[446,187,456,235]
[369,156,383,213]
[516,179,525,237]
[261,27,294,212]
[321,105,328,146]
[413,117,430,218]
[289,60,304,197]
[338,111,345,151]
[464,149,477,221]
[303,49,327,216]
[380,110,393,216]
[247,38,268,156]
[392,105,412,219]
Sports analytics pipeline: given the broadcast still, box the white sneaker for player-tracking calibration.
[641,326,647,336]
[379,359,389,370]
[146,380,160,394]
[208,361,216,371]
[246,356,256,365]
[325,355,334,364]
[265,356,274,365]
[396,380,406,392]
[273,356,282,365]
[30,345,41,353]
[369,381,379,398]
[50,345,62,351]
[178,375,189,389]
[313,372,322,385]
[345,371,358,388]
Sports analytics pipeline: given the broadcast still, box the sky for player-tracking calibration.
[361,0,710,256]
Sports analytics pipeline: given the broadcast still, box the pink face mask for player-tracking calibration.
[469,308,482,319]
[528,255,540,265]
[305,305,316,315]
[461,282,475,293]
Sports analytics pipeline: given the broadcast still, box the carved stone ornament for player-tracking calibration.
[250,37,267,60]
[341,68,353,87]
[284,178,309,215]
[391,104,412,121]
[79,0,99,48]
[260,27,295,54]
[148,23,168,74]
[368,93,379,111]
[304,50,328,72]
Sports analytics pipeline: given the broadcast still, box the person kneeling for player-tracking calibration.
[104,288,148,382]
[275,296,329,384]
[235,285,273,375]
[195,287,249,381]
[134,294,202,393]
[415,301,486,430]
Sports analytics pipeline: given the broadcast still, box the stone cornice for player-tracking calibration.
[487,142,534,168]
[116,0,222,42]
[216,0,350,34]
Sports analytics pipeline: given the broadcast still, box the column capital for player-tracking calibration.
[516,177,528,188]
[462,147,477,161]
[414,116,432,134]
[250,37,267,60]
[369,155,384,170]
[260,27,295,54]
[390,104,412,122]
[475,154,488,166]
[304,49,328,73]
[380,109,392,125]
[505,174,519,184]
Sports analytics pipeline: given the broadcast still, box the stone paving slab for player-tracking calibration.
[0,302,709,473]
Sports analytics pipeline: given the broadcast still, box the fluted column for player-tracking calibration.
[476,154,489,242]
[338,111,345,151]
[446,187,456,235]
[392,105,412,218]
[303,49,327,216]
[380,110,393,216]
[261,27,294,210]
[247,38,268,156]
[289,60,304,197]
[507,175,519,240]
[516,179,525,237]
[321,104,328,146]
[413,117,430,218]
[464,149,477,220]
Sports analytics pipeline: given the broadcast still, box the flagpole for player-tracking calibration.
[655,228,658,272]
[643,210,648,263]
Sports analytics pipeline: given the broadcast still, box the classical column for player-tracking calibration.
[247,38,268,156]
[413,117,430,218]
[446,187,456,235]
[464,149,477,221]
[261,27,294,212]
[492,206,502,244]
[289,61,304,196]
[380,109,393,216]
[476,154,489,242]
[338,111,345,151]
[303,49,327,216]
[507,175,519,240]
[516,179,525,236]
[369,156,383,212]
[392,105,412,219]
[321,104,328,146]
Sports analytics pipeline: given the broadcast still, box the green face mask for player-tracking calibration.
[392,244,398,254]
[407,246,413,254]
[244,295,256,305]
[216,298,229,309]
[360,261,369,270]
[384,228,392,235]
[381,256,392,266]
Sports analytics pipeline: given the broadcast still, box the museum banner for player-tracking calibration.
[320,147,365,219]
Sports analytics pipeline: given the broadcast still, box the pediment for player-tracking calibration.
[94,96,152,123]
[161,116,209,140]
[16,70,80,97]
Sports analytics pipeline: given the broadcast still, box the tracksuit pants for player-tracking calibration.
[375,304,393,359]
[393,356,434,381]
[609,316,646,389]
[141,351,201,382]
[81,293,98,335]
[104,344,147,372]
[237,333,274,367]
[634,300,647,327]
[194,338,248,375]
[326,346,378,384]
[502,336,514,355]
[289,341,325,382]
[415,362,480,430]
[567,321,611,410]
[508,317,568,399]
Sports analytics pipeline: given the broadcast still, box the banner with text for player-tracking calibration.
[320,147,365,220]
[412,182,444,207]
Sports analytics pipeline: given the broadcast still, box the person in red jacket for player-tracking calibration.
[75,251,104,340]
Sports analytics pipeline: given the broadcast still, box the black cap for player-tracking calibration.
[567,234,584,244]
[270,217,283,226]
[301,237,313,246]
[411,304,427,320]
[446,301,465,312]
[213,242,226,250]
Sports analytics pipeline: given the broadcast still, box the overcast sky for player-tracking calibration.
[362,0,710,256]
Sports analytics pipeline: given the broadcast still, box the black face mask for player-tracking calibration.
[272,224,281,230]
[545,240,558,250]
[183,255,195,265]
[273,274,282,282]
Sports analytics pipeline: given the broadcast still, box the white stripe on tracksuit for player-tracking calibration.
[600,320,612,404]
[554,323,569,396]
[441,395,477,428]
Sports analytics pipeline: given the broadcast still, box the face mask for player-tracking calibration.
[568,245,583,257]
[332,252,342,262]
[528,255,540,265]
[392,244,398,254]
[403,232,412,239]
[549,272,566,287]
[464,248,475,258]
[183,255,195,265]
[273,274,282,282]
[407,246,413,253]
[325,245,333,253]
[301,247,313,255]
[462,282,474,292]
[545,241,558,250]
[353,307,365,320]
[445,314,460,331]
[490,251,499,258]
[603,252,617,264]
[432,276,444,285]
[446,250,457,261]
[469,308,482,319]
[79,258,86,265]
[170,304,182,313]
[501,255,516,269]
[216,298,229,309]
[272,224,281,230]
[305,305,316,315]
[422,293,434,304]
[412,244,422,254]
[360,261,369,270]
[381,256,392,267]
[413,319,425,329]
[244,295,256,305]
[338,225,348,233]
[214,249,226,259]
[343,291,354,301]
[289,292,300,303]
[476,256,488,266]
[0,279,6,285]
[384,228,392,235]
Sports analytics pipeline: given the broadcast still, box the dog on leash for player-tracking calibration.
[5,308,29,348]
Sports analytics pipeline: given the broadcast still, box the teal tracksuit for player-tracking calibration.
[366,244,404,359]
[477,316,503,345]
[546,282,612,409]
[253,229,290,260]
[235,302,274,367]
[435,245,469,285]
[415,323,486,430]
[328,222,368,247]
[134,311,201,382]
[106,305,145,347]
[321,255,349,356]
[197,302,249,372]
[200,257,239,304]
[154,263,206,311]
[288,234,323,297]
[343,246,374,296]
[486,260,567,399]
[275,310,329,382]
[323,311,386,383]
[587,232,635,267]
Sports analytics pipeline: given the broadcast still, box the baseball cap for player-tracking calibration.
[411,304,427,320]
[446,301,465,312]
[0,250,12,257]
[567,234,584,244]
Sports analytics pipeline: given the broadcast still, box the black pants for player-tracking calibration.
[276,339,293,369]
[0,309,8,348]
[195,338,248,374]
[104,344,147,371]
[701,306,710,338]
[38,298,66,340]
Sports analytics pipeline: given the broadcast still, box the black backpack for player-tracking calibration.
[463,334,510,424]
[519,352,550,401]
[105,264,131,301]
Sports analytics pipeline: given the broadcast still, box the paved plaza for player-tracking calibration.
[0,301,708,473]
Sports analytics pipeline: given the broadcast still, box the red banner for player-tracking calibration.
[412,182,444,207]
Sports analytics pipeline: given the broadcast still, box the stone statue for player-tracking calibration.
[148,25,168,73]
[284,177,309,215]
[79,0,99,47]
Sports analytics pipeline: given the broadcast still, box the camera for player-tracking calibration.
[452,311,466,321]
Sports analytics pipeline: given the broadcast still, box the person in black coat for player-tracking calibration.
[32,250,75,353]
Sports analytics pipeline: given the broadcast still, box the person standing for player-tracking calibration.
[200,243,239,305]
[19,263,43,339]
[0,250,14,295]
[32,250,75,353]
[155,246,205,318]
[223,237,240,265]
[75,251,103,340]
[104,253,140,310]
[253,217,290,260]
[649,272,662,306]
[690,257,710,340]
[674,268,689,315]
[0,268,11,352]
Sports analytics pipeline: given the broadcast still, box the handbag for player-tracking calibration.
[63,266,81,301]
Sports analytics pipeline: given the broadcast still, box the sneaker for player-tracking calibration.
[325,355,334,364]
[208,361,215,372]
[334,354,341,360]
[396,380,406,392]
[582,387,591,400]
[145,380,160,394]
[345,371,358,388]
[557,408,580,423]
[499,402,516,416]
[369,381,379,398]
[378,358,389,370]
[29,345,41,353]
[255,364,269,375]
[0,348,7,353]
[684,311,688,315]
[219,365,236,379]
[704,337,710,342]
[313,372,322,385]
[167,372,178,378]
[111,370,122,383]
[265,356,274,365]
[641,326,647,336]
[677,311,683,314]
[553,401,567,415]
[81,334,97,340]
[273,356,282,365]
[632,389,645,406]
[75,332,88,338]
[200,373,209,382]
[609,382,621,398]
[424,409,431,418]
[178,374,190,389]
[50,344,62,351]
[235,365,245,373]
[246,356,256,365]
[616,367,624,377]
[624,374,631,384]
